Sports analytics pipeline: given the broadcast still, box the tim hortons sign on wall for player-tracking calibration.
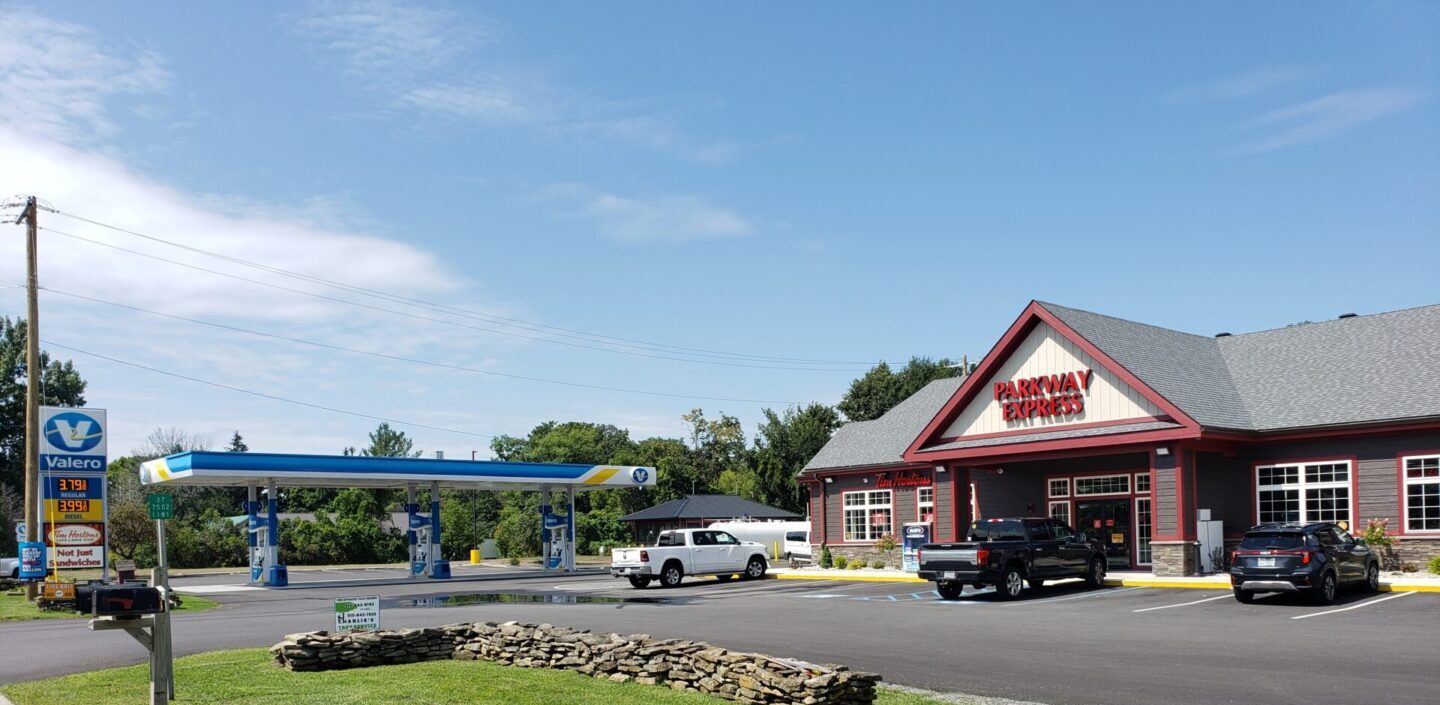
[994,369,1094,421]
[877,471,931,488]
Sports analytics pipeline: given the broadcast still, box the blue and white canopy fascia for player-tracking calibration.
[139,451,657,492]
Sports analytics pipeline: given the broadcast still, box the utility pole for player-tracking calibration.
[20,196,40,600]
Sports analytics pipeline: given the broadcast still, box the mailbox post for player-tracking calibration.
[89,493,175,704]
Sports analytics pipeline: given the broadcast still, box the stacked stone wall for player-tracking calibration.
[271,621,879,705]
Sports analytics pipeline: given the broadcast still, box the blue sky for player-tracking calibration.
[1,1,1437,457]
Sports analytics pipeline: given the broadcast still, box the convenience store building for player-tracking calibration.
[800,301,1440,575]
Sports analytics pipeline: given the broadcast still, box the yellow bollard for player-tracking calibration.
[773,541,780,560]
[470,549,482,565]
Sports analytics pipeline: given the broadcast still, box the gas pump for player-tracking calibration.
[901,522,931,572]
[406,483,450,579]
[539,487,575,572]
[248,483,287,586]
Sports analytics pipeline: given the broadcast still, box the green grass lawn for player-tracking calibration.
[0,591,218,621]
[1,648,950,705]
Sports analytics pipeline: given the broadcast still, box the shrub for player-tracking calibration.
[819,544,833,569]
[1362,518,1402,570]
[874,534,898,555]
[834,556,849,570]
[871,560,885,569]
[1401,562,1419,573]
[508,556,520,566]
[1428,555,1440,575]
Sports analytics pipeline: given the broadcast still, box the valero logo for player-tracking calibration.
[44,411,104,453]
[630,467,650,484]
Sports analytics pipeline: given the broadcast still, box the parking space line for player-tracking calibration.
[1002,586,1145,606]
[1132,594,1231,613]
[1291,591,1416,620]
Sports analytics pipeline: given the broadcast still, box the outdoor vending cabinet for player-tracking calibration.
[902,522,930,572]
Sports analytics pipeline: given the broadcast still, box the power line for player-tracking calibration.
[40,339,495,440]
[43,287,800,405]
[41,225,860,372]
[45,207,877,366]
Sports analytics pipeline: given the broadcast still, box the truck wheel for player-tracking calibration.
[1311,571,1337,605]
[627,576,651,589]
[743,556,768,580]
[997,566,1025,600]
[936,582,963,600]
[1232,587,1254,604]
[660,563,684,588]
[1083,558,1107,588]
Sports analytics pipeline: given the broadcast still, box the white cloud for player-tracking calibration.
[401,79,534,123]
[1166,66,1317,103]
[0,7,171,144]
[292,0,480,81]
[543,184,752,243]
[1240,88,1425,152]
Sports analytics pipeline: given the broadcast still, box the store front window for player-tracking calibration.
[843,490,892,542]
[917,487,935,524]
[1256,460,1351,526]
[1048,471,1150,568]
[1403,455,1440,533]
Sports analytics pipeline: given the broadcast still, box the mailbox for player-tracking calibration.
[76,584,164,617]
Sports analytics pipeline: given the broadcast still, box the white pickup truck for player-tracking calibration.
[610,528,769,588]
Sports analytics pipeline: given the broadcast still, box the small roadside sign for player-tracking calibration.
[334,596,381,633]
[14,521,23,542]
[148,494,174,520]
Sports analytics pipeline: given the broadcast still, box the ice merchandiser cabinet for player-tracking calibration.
[902,522,930,572]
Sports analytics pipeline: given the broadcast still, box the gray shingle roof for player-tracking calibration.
[803,302,1440,471]
[1216,306,1440,431]
[619,495,800,523]
[802,376,965,472]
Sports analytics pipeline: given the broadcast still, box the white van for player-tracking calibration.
[707,520,811,560]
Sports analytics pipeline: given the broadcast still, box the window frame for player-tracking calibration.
[841,489,894,543]
[1253,459,1355,527]
[1048,478,1070,499]
[1400,453,1440,535]
[916,486,936,524]
[1048,500,1071,527]
[1073,473,1132,497]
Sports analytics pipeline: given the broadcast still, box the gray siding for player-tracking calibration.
[934,469,955,541]
[971,466,1045,519]
[1195,452,1250,535]
[1357,458,1400,528]
[1154,453,1177,535]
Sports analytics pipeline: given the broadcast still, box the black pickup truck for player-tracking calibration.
[918,517,1108,600]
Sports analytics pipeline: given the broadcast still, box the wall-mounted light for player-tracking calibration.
[824,477,833,484]
[996,468,1005,475]
[934,465,947,473]
[1156,447,1171,457]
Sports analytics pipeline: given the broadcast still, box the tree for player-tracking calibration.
[750,403,842,512]
[108,499,152,560]
[361,423,421,458]
[226,431,248,452]
[837,357,967,422]
[136,427,211,460]
[0,317,86,553]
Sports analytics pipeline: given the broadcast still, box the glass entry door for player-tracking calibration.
[1076,499,1132,569]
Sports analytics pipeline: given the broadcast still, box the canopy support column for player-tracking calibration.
[429,481,449,579]
[565,486,577,572]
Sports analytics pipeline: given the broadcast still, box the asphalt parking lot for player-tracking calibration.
[4,571,1436,705]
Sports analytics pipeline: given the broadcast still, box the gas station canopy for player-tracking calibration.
[139,451,656,491]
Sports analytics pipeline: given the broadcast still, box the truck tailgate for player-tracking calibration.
[611,548,643,566]
[921,543,983,570]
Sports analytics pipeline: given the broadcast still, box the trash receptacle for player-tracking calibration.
[470,549,482,565]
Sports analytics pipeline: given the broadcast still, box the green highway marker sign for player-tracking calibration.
[148,494,174,520]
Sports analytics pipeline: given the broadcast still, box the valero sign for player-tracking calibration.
[993,370,1094,421]
[39,407,108,571]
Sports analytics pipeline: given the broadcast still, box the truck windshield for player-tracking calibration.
[1240,532,1306,550]
[969,519,1026,542]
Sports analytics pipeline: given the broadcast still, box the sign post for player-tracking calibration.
[149,493,174,702]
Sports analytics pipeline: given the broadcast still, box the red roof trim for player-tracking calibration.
[903,301,1201,463]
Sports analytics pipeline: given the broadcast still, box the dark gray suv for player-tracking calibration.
[1229,522,1380,604]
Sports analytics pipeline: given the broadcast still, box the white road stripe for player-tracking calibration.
[173,584,263,594]
[1291,591,1415,620]
[1003,586,1144,606]
[1132,594,1232,612]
